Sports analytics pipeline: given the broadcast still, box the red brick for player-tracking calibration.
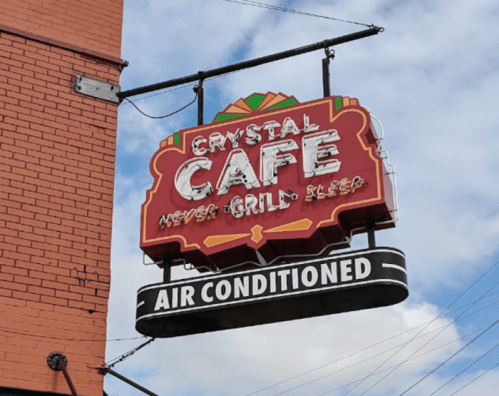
[55,290,81,301]
[68,300,94,311]
[42,279,70,292]
[28,270,56,282]
[0,4,120,392]
[40,295,67,307]
[26,301,54,312]
[13,275,42,287]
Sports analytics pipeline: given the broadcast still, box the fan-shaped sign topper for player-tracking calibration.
[140,93,395,271]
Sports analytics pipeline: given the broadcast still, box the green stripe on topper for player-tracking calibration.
[214,113,246,123]
[174,133,180,145]
[245,94,266,111]
[264,97,299,112]
[335,96,343,110]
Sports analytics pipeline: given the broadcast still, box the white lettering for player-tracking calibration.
[270,271,277,293]
[292,268,299,289]
[263,192,279,212]
[301,266,319,287]
[217,149,261,195]
[216,280,232,300]
[277,269,290,291]
[355,258,371,280]
[180,286,195,307]
[252,274,267,295]
[174,157,213,201]
[225,191,294,218]
[260,140,298,186]
[201,282,214,303]
[321,262,338,284]
[209,132,227,153]
[263,121,281,140]
[192,135,208,156]
[226,128,244,148]
[154,289,170,310]
[302,130,341,177]
[234,277,250,298]
[280,117,300,138]
[245,124,262,145]
[303,114,319,133]
[171,287,178,308]
[245,194,259,216]
[340,260,353,281]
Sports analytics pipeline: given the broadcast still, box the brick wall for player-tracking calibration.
[0,0,123,59]
[0,1,123,395]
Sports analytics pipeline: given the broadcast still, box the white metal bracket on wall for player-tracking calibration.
[74,75,121,103]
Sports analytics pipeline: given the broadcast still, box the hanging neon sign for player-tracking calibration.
[140,93,396,271]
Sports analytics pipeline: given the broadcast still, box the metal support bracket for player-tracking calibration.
[367,219,376,249]
[163,253,172,283]
[322,48,335,98]
[74,75,121,104]
[194,79,204,126]
[47,352,78,396]
[117,27,382,101]
[324,47,335,60]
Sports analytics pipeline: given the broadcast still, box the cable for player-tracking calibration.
[123,90,198,118]
[427,341,499,395]
[0,327,146,342]
[120,68,239,110]
[271,328,465,396]
[219,0,378,28]
[311,321,498,396]
[245,294,499,395]
[398,317,499,396]
[357,275,499,395]
[120,83,198,105]
[341,257,499,396]
[448,360,499,396]
[271,318,499,396]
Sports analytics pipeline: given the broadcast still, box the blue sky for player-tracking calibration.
[104,1,499,395]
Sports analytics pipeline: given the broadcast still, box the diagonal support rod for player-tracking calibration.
[47,352,78,396]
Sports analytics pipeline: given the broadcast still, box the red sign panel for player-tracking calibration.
[140,93,395,271]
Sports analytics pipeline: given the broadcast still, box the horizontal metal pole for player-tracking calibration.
[118,27,382,100]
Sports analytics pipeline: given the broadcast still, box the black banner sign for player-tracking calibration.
[136,247,408,338]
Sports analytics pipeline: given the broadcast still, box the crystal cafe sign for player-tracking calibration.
[140,93,396,271]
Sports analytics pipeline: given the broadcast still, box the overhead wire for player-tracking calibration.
[357,272,499,395]
[398,317,499,395]
[448,360,499,396]
[340,257,499,396]
[269,323,489,396]
[0,327,146,342]
[427,341,499,395]
[245,293,499,395]
[311,319,499,396]
[218,0,378,28]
